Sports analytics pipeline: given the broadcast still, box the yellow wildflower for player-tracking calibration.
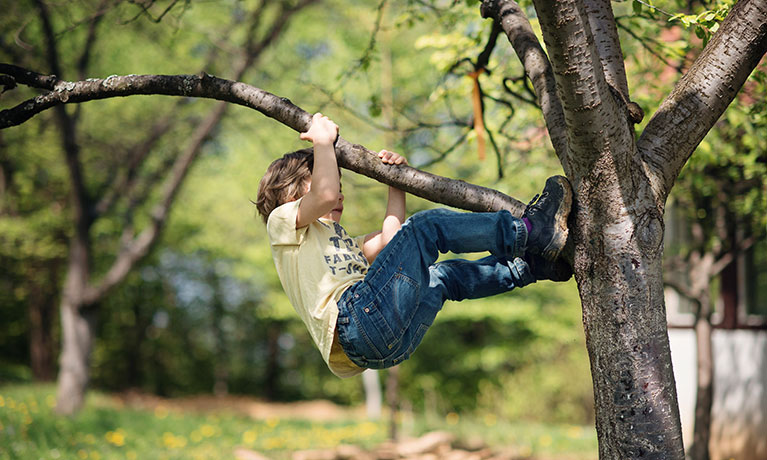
[105,430,126,447]
[242,430,257,444]
[199,424,216,437]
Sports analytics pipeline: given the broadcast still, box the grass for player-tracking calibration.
[0,383,597,459]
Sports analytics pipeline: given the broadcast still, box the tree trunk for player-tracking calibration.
[264,323,281,400]
[55,228,94,415]
[28,273,56,381]
[690,303,713,460]
[386,366,400,441]
[573,176,685,459]
[55,300,95,415]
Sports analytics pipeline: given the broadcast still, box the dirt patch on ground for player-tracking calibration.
[114,391,363,422]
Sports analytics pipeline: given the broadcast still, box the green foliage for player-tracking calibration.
[667,0,733,46]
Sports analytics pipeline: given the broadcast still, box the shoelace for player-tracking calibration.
[524,191,549,216]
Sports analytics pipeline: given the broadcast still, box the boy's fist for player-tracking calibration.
[378,149,408,165]
[300,113,338,145]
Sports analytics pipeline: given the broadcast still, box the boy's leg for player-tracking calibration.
[337,254,536,369]
[336,210,528,370]
[427,256,535,303]
[337,176,573,369]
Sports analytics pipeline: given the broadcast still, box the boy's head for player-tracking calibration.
[256,148,313,223]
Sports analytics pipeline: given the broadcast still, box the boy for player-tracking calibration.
[256,113,573,378]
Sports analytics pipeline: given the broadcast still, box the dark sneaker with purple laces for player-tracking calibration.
[523,175,573,261]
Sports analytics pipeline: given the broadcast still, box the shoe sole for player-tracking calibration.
[540,176,573,261]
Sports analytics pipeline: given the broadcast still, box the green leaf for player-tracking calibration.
[633,0,642,15]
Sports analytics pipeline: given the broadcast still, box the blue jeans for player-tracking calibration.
[336,209,534,369]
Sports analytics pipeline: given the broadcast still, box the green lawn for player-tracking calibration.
[0,384,597,459]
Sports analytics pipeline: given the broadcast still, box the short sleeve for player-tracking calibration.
[267,199,308,246]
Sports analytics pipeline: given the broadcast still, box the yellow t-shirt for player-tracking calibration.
[267,199,366,378]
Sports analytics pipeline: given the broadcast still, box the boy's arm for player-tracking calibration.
[362,150,407,263]
[296,113,340,228]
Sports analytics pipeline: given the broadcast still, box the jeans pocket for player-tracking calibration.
[369,271,420,351]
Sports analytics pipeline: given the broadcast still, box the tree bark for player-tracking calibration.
[526,0,684,454]
[691,311,713,460]
[28,273,56,381]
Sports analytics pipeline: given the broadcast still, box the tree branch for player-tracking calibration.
[84,102,229,305]
[480,0,570,174]
[0,69,525,215]
[583,0,630,100]
[526,0,634,175]
[663,276,700,305]
[638,0,767,200]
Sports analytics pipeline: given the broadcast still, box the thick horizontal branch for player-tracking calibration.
[638,0,767,200]
[0,67,525,215]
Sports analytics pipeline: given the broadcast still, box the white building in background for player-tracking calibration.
[666,236,767,460]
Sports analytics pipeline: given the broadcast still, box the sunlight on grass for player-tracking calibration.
[0,384,597,460]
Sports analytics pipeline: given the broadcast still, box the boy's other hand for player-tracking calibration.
[300,113,338,145]
[378,149,408,165]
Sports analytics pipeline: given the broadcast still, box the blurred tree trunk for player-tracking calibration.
[28,264,58,381]
[22,0,318,415]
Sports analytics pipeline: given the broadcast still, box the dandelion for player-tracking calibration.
[266,417,279,429]
[539,434,553,447]
[46,395,56,408]
[190,430,203,443]
[242,430,257,444]
[162,432,188,449]
[445,412,459,425]
[483,414,497,427]
[0,395,5,407]
[567,425,583,439]
[105,430,126,447]
[199,424,216,437]
[264,437,284,450]
[359,422,379,437]
[77,449,88,459]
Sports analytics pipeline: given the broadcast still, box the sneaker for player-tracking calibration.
[523,176,573,261]
[525,253,573,282]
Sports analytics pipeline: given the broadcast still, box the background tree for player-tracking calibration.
[0,0,316,414]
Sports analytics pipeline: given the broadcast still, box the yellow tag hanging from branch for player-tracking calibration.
[468,68,486,161]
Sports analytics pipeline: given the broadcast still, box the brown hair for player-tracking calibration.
[256,148,314,223]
